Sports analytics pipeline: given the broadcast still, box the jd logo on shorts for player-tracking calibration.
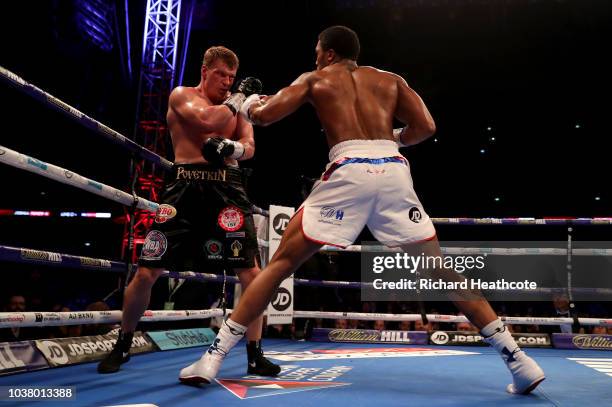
[273,213,290,236]
[409,207,422,223]
[271,287,292,311]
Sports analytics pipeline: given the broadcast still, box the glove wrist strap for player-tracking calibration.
[229,140,245,160]
[223,93,246,115]
[393,127,409,148]
[240,94,261,125]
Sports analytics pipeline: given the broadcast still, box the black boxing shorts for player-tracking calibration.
[138,163,259,271]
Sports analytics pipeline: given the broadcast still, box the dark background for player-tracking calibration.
[1,1,610,317]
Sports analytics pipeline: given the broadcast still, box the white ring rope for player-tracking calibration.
[0,145,158,212]
[1,309,609,328]
[257,239,612,256]
[293,311,612,327]
[0,309,225,328]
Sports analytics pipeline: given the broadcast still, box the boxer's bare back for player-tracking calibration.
[249,41,435,148]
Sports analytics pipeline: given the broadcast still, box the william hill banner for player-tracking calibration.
[552,333,612,350]
[35,331,154,367]
[312,328,428,345]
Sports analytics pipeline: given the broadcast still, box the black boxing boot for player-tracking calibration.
[246,340,281,376]
[97,330,133,374]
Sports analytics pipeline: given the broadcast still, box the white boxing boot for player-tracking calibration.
[179,341,225,384]
[179,319,247,385]
[481,318,545,394]
[502,348,546,394]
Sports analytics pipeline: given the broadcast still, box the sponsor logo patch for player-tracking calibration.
[205,239,223,260]
[318,206,344,226]
[218,206,244,232]
[141,230,168,260]
[154,204,177,223]
[230,240,243,258]
[409,207,422,223]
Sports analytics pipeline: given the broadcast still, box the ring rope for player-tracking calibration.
[0,145,158,213]
[2,245,611,295]
[0,65,173,170]
[429,218,612,225]
[0,309,225,328]
[1,310,609,329]
[292,311,611,327]
[257,238,612,256]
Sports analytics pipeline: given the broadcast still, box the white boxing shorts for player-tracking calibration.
[298,139,436,247]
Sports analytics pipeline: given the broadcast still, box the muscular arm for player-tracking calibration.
[393,76,436,146]
[232,114,255,160]
[248,73,312,126]
[168,87,234,133]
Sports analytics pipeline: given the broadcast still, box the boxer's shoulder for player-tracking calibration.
[357,66,400,83]
[169,86,197,105]
[170,86,196,98]
[293,70,320,85]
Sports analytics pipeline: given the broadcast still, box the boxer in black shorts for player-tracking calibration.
[98,46,280,377]
[139,164,259,271]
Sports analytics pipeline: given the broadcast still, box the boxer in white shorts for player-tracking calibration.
[180,26,545,395]
[300,139,435,248]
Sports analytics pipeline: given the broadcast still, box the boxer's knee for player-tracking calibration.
[236,266,261,287]
[133,266,163,287]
